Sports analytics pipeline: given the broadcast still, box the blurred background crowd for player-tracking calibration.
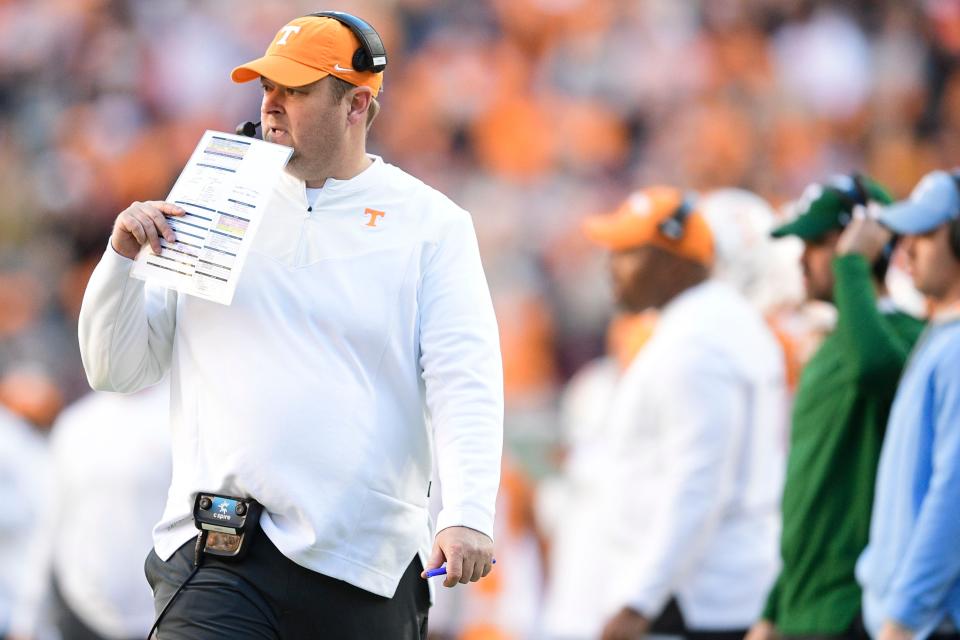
[2,0,960,638]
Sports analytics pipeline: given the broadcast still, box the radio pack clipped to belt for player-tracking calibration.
[193,492,263,560]
[149,493,264,637]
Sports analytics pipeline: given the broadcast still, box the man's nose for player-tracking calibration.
[901,235,916,257]
[262,89,283,113]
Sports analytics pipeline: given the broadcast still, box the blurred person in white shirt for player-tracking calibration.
[542,189,796,639]
[566,186,786,640]
[698,188,806,392]
[0,405,53,640]
[539,311,657,638]
[46,381,171,640]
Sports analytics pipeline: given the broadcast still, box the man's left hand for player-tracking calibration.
[601,606,650,640]
[878,620,914,640]
[421,526,494,588]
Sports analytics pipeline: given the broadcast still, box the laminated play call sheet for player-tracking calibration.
[131,130,293,305]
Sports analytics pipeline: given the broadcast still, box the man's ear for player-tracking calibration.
[346,88,373,127]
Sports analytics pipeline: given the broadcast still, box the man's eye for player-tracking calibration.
[285,88,300,96]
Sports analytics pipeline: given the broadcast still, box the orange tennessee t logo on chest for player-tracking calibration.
[364,208,386,227]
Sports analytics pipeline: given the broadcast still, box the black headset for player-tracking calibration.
[657,193,696,241]
[236,11,387,137]
[308,11,387,73]
[945,173,960,260]
[824,173,870,225]
[825,172,899,280]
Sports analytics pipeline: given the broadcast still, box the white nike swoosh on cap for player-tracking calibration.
[333,63,354,72]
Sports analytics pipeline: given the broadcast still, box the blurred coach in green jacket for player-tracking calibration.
[748,174,924,640]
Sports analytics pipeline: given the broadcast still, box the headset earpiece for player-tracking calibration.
[850,173,869,207]
[826,173,869,211]
[657,194,696,241]
[353,49,370,73]
[309,11,388,73]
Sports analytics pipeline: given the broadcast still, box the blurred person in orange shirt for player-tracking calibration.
[549,186,787,640]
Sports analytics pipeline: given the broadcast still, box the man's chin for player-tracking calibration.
[806,288,833,304]
[616,297,657,314]
[265,131,294,149]
[284,152,304,172]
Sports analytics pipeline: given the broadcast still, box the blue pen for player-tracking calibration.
[425,558,496,578]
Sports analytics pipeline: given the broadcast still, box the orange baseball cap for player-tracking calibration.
[583,186,715,266]
[231,15,384,95]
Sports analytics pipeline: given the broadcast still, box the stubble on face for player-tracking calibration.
[261,76,348,183]
[610,245,707,312]
[800,232,839,303]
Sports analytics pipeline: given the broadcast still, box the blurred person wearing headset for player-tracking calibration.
[577,187,787,640]
[750,175,924,640]
[856,170,960,640]
[78,11,502,639]
[541,189,794,639]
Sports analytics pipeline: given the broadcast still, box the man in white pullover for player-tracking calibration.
[77,11,503,639]
[581,186,786,640]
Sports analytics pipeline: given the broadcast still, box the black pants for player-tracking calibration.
[650,598,748,640]
[145,535,430,639]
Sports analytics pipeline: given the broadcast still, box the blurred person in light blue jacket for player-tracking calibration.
[857,170,960,640]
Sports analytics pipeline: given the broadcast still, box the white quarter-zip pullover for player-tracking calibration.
[589,281,786,634]
[78,155,504,598]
